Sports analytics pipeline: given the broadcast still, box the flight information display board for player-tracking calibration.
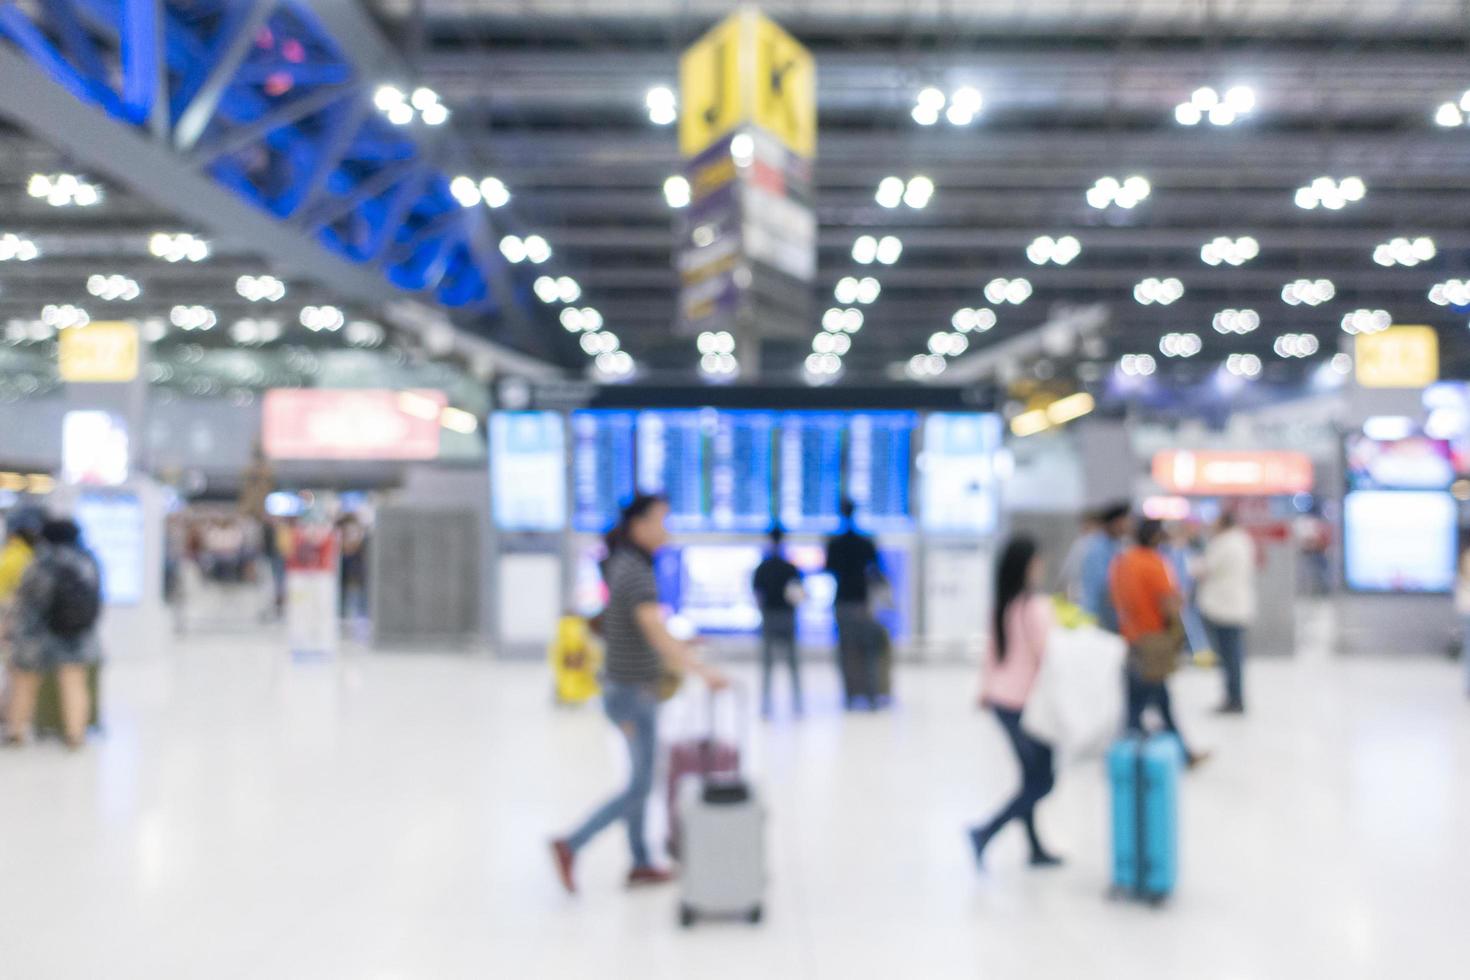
[636,411,707,529]
[490,412,567,531]
[847,412,916,529]
[571,411,636,532]
[570,408,918,533]
[779,412,846,531]
[710,411,776,530]
[921,413,1004,533]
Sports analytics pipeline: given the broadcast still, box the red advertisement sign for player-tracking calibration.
[263,389,445,461]
[1152,450,1313,497]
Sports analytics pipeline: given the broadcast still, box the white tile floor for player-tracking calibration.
[1,614,1468,979]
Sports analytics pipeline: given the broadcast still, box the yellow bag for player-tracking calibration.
[549,616,602,705]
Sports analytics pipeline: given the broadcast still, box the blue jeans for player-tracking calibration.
[1126,668,1193,759]
[565,680,659,868]
[760,609,802,715]
[980,707,1056,854]
[1204,618,1246,708]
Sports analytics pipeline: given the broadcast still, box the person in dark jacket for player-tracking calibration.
[752,525,804,718]
[825,499,886,709]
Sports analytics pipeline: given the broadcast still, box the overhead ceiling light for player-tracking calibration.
[696,330,736,356]
[41,304,90,329]
[1341,309,1393,335]
[946,86,983,126]
[1087,175,1151,210]
[912,87,944,126]
[555,276,580,303]
[855,277,881,304]
[0,233,40,262]
[984,277,1032,305]
[1429,280,1470,306]
[1273,333,1321,359]
[478,177,510,208]
[1159,332,1202,358]
[28,173,103,208]
[298,304,343,332]
[86,274,141,302]
[646,86,677,126]
[875,176,905,208]
[1200,235,1259,266]
[902,176,934,209]
[1175,85,1254,126]
[1134,277,1184,305]
[951,307,998,333]
[876,235,902,265]
[1281,278,1335,306]
[928,331,969,357]
[148,232,208,262]
[594,350,635,380]
[1026,235,1080,265]
[1226,353,1263,378]
[499,235,527,263]
[1295,176,1366,210]
[906,353,947,380]
[852,235,878,264]
[235,274,286,302]
[1119,353,1157,377]
[375,84,445,126]
[450,176,481,208]
[579,308,604,330]
[729,133,755,166]
[1435,92,1470,127]
[804,352,843,378]
[170,304,216,331]
[1373,236,1436,267]
[663,175,691,208]
[1213,308,1261,335]
[560,308,586,332]
[700,352,740,378]
[534,276,560,303]
[823,308,864,333]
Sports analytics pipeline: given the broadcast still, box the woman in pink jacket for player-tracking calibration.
[969,535,1062,869]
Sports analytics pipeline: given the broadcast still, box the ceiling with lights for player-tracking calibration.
[4,0,1470,392]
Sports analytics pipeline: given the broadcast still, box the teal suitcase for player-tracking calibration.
[1108,733,1182,905]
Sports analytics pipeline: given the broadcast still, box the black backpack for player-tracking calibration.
[43,552,102,639]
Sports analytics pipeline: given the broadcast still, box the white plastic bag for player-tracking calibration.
[1021,625,1127,764]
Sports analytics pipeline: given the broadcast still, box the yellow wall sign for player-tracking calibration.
[1355,326,1439,388]
[58,321,139,382]
[679,9,816,159]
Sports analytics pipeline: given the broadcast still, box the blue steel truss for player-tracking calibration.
[0,0,503,312]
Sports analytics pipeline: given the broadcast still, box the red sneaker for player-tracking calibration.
[626,866,676,888]
[550,840,577,895]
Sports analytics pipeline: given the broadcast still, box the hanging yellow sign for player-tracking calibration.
[1355,326,1439,388]
[58,321,139,382]
[679,9,816,159]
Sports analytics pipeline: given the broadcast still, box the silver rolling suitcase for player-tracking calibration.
[676,687,766,927]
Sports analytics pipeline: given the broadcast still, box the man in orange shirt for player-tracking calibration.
[1111,519,1207,768]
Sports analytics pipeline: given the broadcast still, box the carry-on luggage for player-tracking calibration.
[674,687,765,927]
[665,735,739,858]
[840,616,893,703]
[1108,733,1182,905]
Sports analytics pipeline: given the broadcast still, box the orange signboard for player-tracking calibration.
[262,389,445,461]
[1152,450,1313,497]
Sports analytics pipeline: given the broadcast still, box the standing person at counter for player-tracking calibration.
[1079,503,1132,632]
[825,498,886,710]
[1111,519,1208,769]
[550,494,727,894]
[1196,510,1256,715]
[752,526,805,719]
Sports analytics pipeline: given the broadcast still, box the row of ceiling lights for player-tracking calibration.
[27,173,102,208]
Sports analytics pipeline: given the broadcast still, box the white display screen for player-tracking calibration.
[74,492,145,605]
[490,412,566,532]
[1344,491,1458,593]
[62,410,129,487]
[920,413,1003,533]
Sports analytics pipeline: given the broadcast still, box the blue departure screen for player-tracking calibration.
[779,413,846,531]
[710,411,775,530]
[571,411,635,532]
[636,411,707,529]
[847,412,916,528]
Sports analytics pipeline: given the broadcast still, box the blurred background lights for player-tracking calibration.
[1429,280,1470,306]
[1087,175,1151,210]
[984,277,1033,305]
[1027,235,1081,265]
[1200,236,1259,266]
[1227,352,1264,378]
[1175,85,1254,126]
[1213,308,1261,334]
[1119,353,1157,377]
[1373,236,1436,267]
[1341,309,1393,334]
[1295,176,1366,210]
[149,232,208,262]
[0,233,40,262]
[28,172,102,207]
[1134,277,1184,305]
[86,274,140,302]
[912,85,983,126]
[1159,332,1202,357]
[1273,333,1321,358]
[951,307,998,332]
[1433,91,1470,127]
[1281,278,1336,306]
[646,86,677,125]
[663,175,691,208]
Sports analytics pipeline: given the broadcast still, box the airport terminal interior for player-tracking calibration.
[1,1,1469,976]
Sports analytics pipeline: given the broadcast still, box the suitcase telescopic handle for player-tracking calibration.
[701,680,747,780]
